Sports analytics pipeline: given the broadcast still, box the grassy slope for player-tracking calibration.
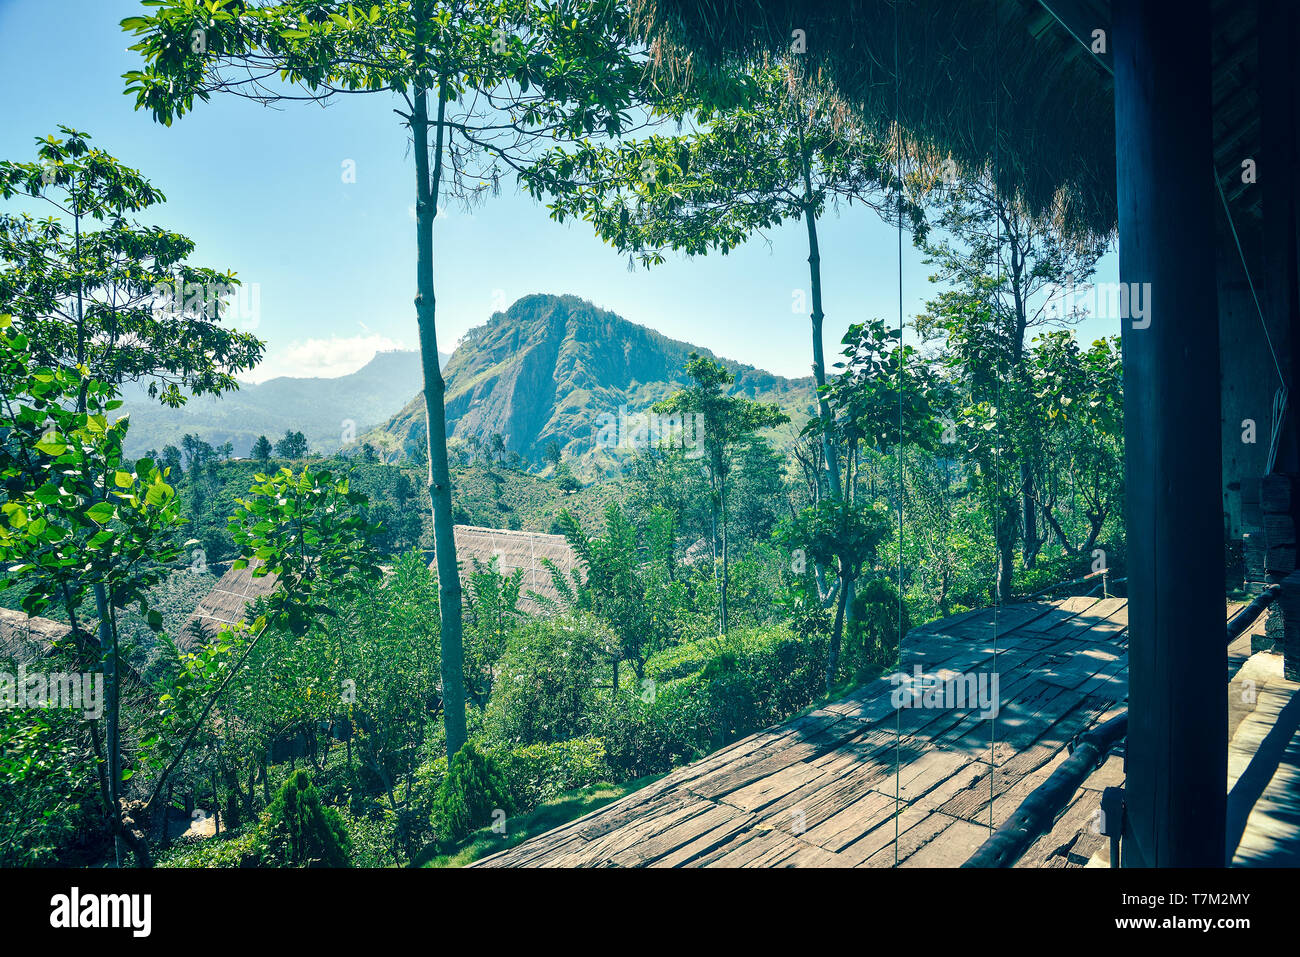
[421,775,663,868]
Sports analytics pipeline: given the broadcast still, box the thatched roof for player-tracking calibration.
[0,606,72,663]
[184,559,279,650]
[634,0,1118,236]
[635,1,1268,239]
[440,524,580,609]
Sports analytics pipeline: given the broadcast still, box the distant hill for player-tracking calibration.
[363,294,813,475]
[117,349,448,457]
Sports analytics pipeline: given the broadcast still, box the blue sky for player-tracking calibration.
[0,0,1118,383]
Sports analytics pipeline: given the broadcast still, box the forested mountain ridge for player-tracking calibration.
[363,293,813,472]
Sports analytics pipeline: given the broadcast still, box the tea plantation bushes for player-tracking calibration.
[484,614,612,744]
[492,736,611,808]
[598,624,827,777]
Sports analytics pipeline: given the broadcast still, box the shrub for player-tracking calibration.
[261,770,352,868]
[484,614,610,745]
[157,828,266,868]
[644,635,729,683]
[842,578,909,682]
[492,736,611,809]
[598,625,827,777]
[694,625,826,739]
[432,742,513,843]
[337,807,400,868]
[592,690,707,779]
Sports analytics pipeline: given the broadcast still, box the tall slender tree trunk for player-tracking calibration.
[719,477,729,635]
[996,496,1016,603]
[802,208,841,502]
[73,188,127,866]
[826,570,851,691]
[1021,463,1040,567]
[796,112,853,619]
[412,78,467,760]
[708,483,723,634]
[94,583,122,863]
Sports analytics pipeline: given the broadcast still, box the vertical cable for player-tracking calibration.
[892,0,904,867]
[989,0,1002,834]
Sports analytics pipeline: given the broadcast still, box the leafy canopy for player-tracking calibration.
[0,127,263,405]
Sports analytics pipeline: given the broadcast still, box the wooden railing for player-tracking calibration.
[962,583,1280,868]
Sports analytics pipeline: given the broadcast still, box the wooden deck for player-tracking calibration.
[1227,648,1300,865]
[477,596,1137,867]
[477,595,1300,867]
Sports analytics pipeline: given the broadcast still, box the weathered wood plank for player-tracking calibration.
[470,596,1247,869]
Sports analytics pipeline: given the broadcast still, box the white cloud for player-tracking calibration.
[244,333,412,382]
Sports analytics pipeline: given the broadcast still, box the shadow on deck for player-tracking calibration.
[474,597,1300,867]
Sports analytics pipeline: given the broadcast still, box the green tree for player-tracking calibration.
[553,503,682,686]
[160,444,182,475]
[0,127,263,405]
[918,173,1107,580]
[529,62,918,599]
[251,434,273,465]
[140,465,383,857]
[462,556,523,707]
[484,615,608,745]
[180,432,215,470]
[552,459,581,494]
[274,430,308,459]
[0,315,185,865]
[655,354,788,635]
[782,499,889,690]
[124,0,650,759]
[1028,332,1124,555]
[923,283,1025,602]
[1,129,264,861]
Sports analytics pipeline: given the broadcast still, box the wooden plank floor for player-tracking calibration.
[1227,649,1300,866]
[477,597,1300,867]
[476,596,1134,868]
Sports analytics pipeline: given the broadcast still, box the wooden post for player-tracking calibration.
[1113,0,1226,866]
[1259,0,1300,680]
[1259,0,1300,474]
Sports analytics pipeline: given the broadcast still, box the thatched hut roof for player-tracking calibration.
[634,0,1264,239]
[0,606,71,663]
[441,524,580,610]
[184,559,279,650]
[633,0,1118,236]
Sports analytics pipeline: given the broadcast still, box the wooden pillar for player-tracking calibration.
[1113,0,1225,866]
[1259,1,1300,680]
[1259,1,1300,473]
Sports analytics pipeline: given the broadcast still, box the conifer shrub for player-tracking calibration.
[261,770,352,867]
[432,742,513,843]
[843,579,910,683]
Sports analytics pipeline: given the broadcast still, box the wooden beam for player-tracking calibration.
[1036,0,1113,76]
[1113,0,1226,867]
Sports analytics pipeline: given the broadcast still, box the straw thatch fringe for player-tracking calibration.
[633,0,1117,238]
